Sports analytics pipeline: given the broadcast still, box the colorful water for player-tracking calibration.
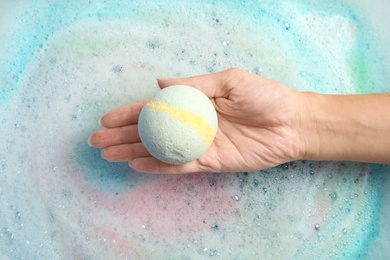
[1,1,389,259]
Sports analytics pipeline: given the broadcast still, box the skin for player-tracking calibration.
[88,68,390,174]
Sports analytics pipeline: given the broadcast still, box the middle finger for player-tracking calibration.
[88,124,140,148]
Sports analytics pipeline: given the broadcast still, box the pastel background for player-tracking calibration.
[1,0,389,259]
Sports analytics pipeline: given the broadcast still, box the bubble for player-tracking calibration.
[329,192,338,200]
[111,65,124,74]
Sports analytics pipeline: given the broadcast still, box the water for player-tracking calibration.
[1,1,389,259]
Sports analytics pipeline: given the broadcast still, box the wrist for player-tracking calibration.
[296,91,350,162]
[294,91,323,161]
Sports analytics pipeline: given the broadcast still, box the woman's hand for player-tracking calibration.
[88,68,305,173]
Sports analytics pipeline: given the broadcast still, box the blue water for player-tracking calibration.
[1,1,389,259]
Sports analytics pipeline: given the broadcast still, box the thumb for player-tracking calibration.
[157,69,235,98]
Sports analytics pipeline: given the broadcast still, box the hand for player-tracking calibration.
[88,68,304,173]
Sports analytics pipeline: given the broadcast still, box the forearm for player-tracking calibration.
[298,92,390,164]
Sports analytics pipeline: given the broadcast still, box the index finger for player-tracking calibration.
[156,69,235,98]
[99,100,148,128]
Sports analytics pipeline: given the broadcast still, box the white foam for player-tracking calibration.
[0,1,389,258]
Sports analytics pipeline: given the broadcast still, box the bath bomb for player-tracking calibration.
[138,85,218,164]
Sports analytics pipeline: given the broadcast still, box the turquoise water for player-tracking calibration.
[1,1,389,259]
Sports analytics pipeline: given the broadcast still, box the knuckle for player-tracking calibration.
[226,68,242,75]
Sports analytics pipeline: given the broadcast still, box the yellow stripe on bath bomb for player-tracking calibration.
[146,100,216,146]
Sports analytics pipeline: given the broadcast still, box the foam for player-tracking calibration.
[0,0,389,258]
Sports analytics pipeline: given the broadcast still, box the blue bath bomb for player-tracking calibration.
[138,85,218,164]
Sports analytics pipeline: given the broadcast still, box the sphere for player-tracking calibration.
[138,85,218,164]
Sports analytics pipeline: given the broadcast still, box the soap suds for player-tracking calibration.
[0,0,389,259]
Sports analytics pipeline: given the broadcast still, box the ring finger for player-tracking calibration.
[88,124,140,148]
[101,142,151,162]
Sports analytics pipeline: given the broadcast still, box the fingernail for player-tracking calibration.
[156,77,171,83]
[98,117,103,126]
[87,136,92,146]
[156,78,164,85]
[128,161,133,168]
[101,149,107,160]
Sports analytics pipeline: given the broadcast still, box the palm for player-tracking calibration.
[197,73,300,172]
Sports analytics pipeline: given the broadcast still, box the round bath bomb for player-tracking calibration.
[138,85,218,164]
